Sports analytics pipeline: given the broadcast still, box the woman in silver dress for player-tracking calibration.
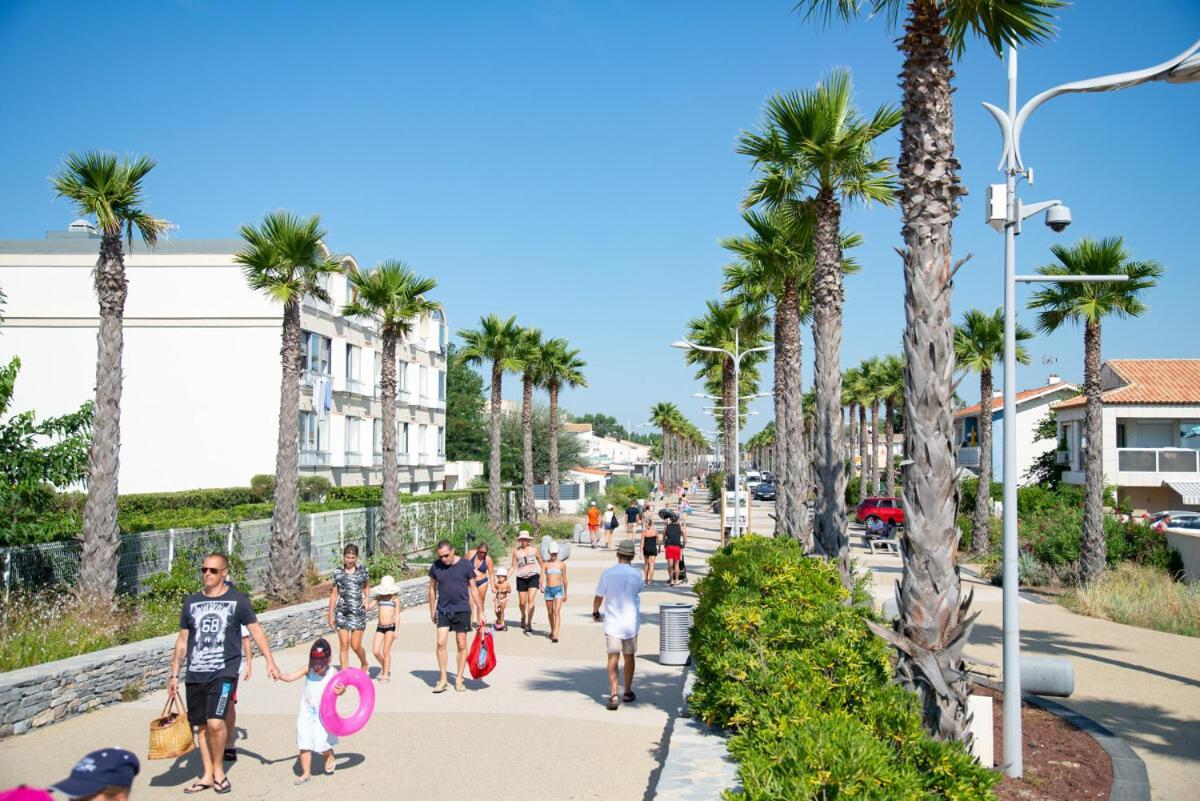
[328,544,371,670]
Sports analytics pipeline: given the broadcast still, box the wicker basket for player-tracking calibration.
[149,691,195,760]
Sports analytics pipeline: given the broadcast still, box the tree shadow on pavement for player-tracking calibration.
[149,748,364,786]
[519,662,686,710]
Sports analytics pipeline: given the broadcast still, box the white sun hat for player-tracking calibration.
[372,575,401,596]
[516,530,533,540]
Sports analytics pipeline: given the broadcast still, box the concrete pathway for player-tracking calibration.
[856,526,1200,801]
[0,508,720,800]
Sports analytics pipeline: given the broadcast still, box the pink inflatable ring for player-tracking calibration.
[319,667,375,736]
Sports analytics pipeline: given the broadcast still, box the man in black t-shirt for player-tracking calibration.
[625,501,641,537]
[428,539,480,693]
[168,553,281,794]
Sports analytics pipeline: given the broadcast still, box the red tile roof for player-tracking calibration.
[563,423,592,433]
[954,381,1078,419]
[1053,359,1200,409]
[569,465,609,475]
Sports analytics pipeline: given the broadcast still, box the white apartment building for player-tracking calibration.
[564,422,652,469]
[0,222,448,494]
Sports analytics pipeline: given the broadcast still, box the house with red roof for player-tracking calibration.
[953,375,1080,484]
[1052,359,1200,514]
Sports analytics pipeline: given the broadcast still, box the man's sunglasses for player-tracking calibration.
[200,567,224,575]
[438,552,453,560]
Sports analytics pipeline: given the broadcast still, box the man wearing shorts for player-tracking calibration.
[625,500,641,537]
[169,553,280,795]
[428,539,480,693]
[586,501,601,548]
[593,540,643,711]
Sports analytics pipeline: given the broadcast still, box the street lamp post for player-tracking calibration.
[674,330,774,541]
[982,37,1200,779]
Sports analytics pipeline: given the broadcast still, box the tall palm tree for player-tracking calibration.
[793,0,1063,743]
[342,261,439,554]
[51,152,170,607]
[877,354,906,497]
[536,339,587,516]
[739,70,900,587]
[650,402,680,488]
[516,327,544,530]
[1029,237,1162,583]
[861,357,887,496]
[841,366,865,495]
[236,211,341,602]
[459,314,524,534]
[954,308,1032,554]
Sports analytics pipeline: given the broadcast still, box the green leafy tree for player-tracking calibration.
[236,211,341,602]
[1023,411,1064,486]
[954,308,1032,554]
[1028,236,1163,584]
[51,151,170,607]
[498,405,585,486]
[445,344,488,463]
[459,314,525,534]
[739,69,900,588]
[342,260,439,554]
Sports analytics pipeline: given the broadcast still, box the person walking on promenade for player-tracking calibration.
[640,515,659,585]
[542,542,569,643]
[428,539,480,693]
[493,566,511,630]
[603,504,619,549]
[663,515,687,586]
[593,540,643,711]
[370,575,401,682]
[467,542,494,626]
[169,553,281,795]
[510,530,544,632]
[220,575,253,764]
[329,544,370,671]
[625,500,641,538]
[586,501,601,547]
[48,748,140,801]
[280,638,345,784]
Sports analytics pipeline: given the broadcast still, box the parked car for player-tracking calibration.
[1152,511,1200,534]
[855,497,905,527]
[752,481,776,500]
[745,470,762,489]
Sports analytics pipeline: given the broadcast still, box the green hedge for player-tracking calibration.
[690,537,997,800]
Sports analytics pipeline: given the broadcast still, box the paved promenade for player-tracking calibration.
[0,513,721,800]
[857,531,1200,801]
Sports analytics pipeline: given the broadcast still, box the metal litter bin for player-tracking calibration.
[659,603,694,665]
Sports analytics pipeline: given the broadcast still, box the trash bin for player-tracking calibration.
[659,603,694,666]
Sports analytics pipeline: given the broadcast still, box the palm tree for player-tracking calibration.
[236,211,341,602]
[841,366,864,494]
[954,308,1032,554]
[877,354,906,497]
[1029,237,1162,583]
[650,402,680,488]
[516,328,545,530]
[862,357,887,496]
[536,339,587,516]
[739,70,900,587]
[342,261,439,554]
[51,152,170,607]
[793,0,1063,743]
[459,314,525,534]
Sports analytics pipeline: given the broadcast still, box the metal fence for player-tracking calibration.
[532,483,581,501]
[2,489,520,597]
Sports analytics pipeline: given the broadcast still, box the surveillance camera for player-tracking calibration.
[1045,205,1072,233]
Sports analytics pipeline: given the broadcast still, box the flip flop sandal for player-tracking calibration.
[606,694,620,710]
[454,683,466,693]
[184,782,213,794]
[623,691,636,703]
[293,777,311,785]
[324,763,336,775]
[213,778,232,795]
[432,681,449,693]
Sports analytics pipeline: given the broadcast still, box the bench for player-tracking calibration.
[865,535,901,555]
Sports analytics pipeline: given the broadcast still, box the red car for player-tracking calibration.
[856,497,905,527]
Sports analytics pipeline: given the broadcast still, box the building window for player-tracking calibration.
[438,370,446,401]
[400,422,410,455]
[373,418,383,456]
[302,332,331,375]
[398,360,408,393]
[299,411,329,453]
[420,365,430,399]
[1116,423,1126,449]
[345,416,360,454]
[346,344,361,382]
[438,426,445,456]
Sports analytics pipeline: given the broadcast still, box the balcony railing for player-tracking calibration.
[301,369,332,388]
[342,378,372,396]
[957,447,981,468]
[300,450,331,467]
[1117,448,1200,473]
[343,451,366,468]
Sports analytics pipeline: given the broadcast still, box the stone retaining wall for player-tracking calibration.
[0,577,428,737]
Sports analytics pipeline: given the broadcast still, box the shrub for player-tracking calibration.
[366,550,410,584]
[327,485,381,504]
[250,474,275,501]
[844,474,861,508]
[299,476,331,502]
[1062,563,1200,637]
[447,514,507,557]
[605,476,653,509]
[689,536,998,800]
[118,487,261,514]
[536,516,576,540]
[707,471,725,503]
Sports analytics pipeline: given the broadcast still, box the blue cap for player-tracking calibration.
[50,749,139,797]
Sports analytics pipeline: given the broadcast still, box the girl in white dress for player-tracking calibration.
[282,638,345,784]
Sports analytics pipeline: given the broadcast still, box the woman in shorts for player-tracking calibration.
[510,531,544,633]
[640,516,659,585]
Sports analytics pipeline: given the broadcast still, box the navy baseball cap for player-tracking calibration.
[50,749,139,797]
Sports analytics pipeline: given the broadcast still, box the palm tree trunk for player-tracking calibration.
[848,404,859,488]
[858,404,868,502]
[1080,319,1106,583]
[521,374,538,531]
[877,0,974,744]
[80,233,127,607]
[885,398,897,497]
[772,297,791,538]
[972,368,993,554]
[267,297,304,602]
[780,283,808,544]
[548,382,561,516]
[869,402,880,496]
[810,188,850,587]
[488,361,503,534]
[379,332,400,554]
[722,360,736,481]
[660,425,669,490]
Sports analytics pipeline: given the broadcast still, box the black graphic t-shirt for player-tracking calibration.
[180,588,257,682]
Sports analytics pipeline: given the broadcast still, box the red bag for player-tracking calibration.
[468,624,497,679]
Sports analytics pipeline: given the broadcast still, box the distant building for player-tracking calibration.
[953,375,1079,485]
[0,223,449,494]
[1052,359,1200,513]
[564,422,652,471]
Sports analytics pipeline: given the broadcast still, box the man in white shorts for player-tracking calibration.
[592,539,643,711]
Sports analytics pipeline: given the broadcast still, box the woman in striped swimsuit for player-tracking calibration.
[510,531,544,633]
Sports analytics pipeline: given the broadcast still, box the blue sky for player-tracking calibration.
[1,0,1197,440]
